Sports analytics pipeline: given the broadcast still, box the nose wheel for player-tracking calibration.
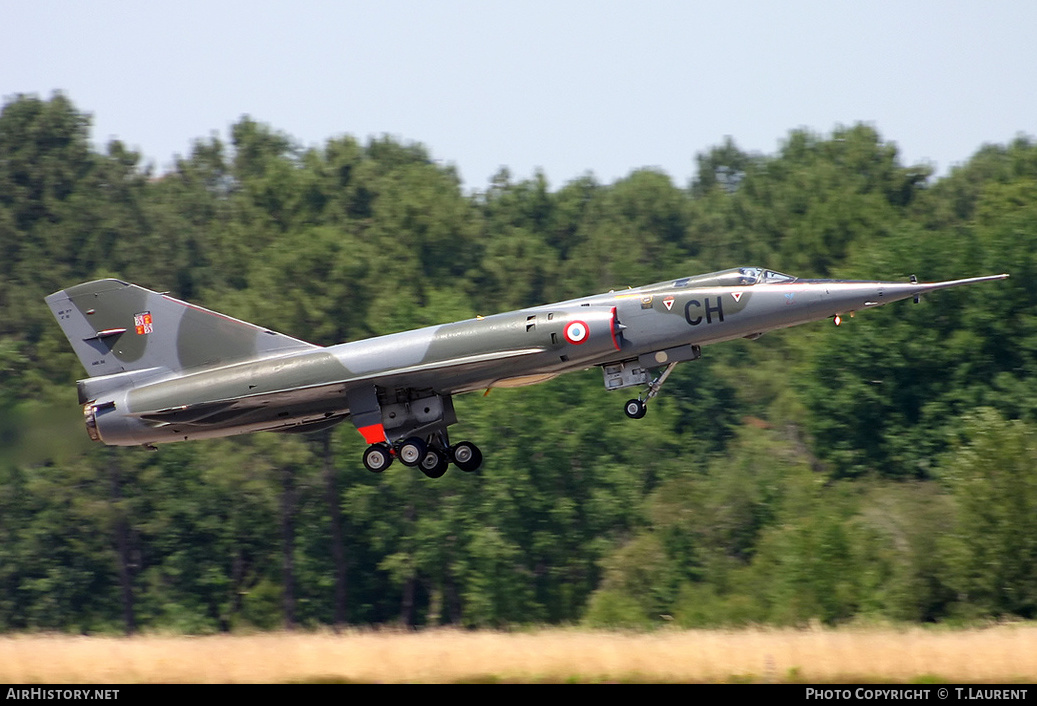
[624,398,647,419]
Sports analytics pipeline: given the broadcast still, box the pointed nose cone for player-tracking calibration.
[883,273,1010,303]
[915,273,1010,291]
[815,273,1009,319]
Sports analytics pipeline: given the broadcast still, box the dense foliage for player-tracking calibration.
[2,92,1036,632]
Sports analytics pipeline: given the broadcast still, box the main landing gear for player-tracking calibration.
[624,361,680,420]
[362,436,483,477]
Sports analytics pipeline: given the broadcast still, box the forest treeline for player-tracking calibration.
[1,92,1036,632]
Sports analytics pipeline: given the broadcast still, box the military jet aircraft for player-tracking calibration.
[46,267,1008,477]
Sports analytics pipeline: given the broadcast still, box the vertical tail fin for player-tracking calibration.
[45,279,317,378]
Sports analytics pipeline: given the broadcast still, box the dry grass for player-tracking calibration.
[2,625,1037,683]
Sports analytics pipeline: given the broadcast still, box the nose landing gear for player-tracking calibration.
[623,361,680,419]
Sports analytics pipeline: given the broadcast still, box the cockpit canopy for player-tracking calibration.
[636,266,799,294]
[671,267,798,288]
[732,267,798,285]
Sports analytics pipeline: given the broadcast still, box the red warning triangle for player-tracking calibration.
[732,291,743,303]
[663,296,675,311]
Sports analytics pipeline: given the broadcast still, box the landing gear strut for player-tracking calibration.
[624,361,679,419]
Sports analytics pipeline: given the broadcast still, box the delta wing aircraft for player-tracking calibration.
[46,267,1008,477]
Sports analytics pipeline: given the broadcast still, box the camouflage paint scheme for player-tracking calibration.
[45,267,1009,475]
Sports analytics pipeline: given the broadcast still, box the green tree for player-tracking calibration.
[942,410,1037,619]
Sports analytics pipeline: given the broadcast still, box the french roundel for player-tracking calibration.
[564,320,589,344]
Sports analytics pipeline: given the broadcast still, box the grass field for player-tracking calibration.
[2,625,1036,683]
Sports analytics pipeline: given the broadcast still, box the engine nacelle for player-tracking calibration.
[81,396,151,445]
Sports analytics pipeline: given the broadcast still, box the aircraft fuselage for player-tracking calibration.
[47,266,1009,475]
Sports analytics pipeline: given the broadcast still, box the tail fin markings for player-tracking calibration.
[45,279,317,379]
